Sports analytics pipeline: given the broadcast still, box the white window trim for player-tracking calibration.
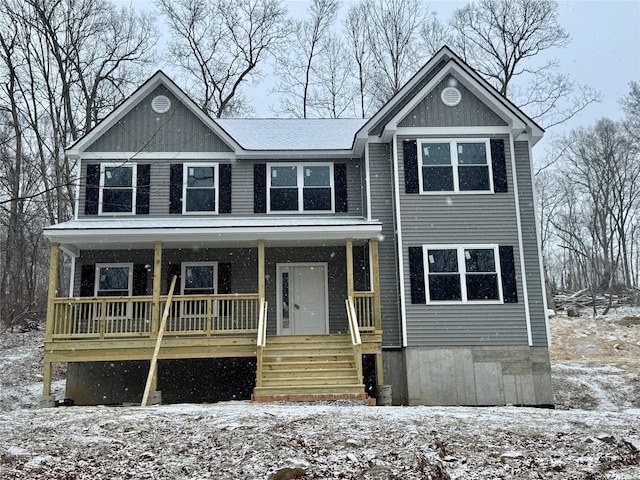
[180,261,219,295]
[95,263,134,296]
[267,163,335,214]
[422,245,503,304]
[417,138,493,194]
[98,162,137,215]
[182,163,219,215]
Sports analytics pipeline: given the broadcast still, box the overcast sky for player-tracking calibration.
[423,0,640,151]
[126,0,639,145]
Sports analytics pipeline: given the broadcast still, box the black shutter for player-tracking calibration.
[170,164,183,214]
[408,247,426,304]
[334,163,348,212]
[80,264,95,297]
[219,164,232,213]
[499,245,518,303]
[491,139,508,193]
[85,164,100,215]
[403,140,419,193]
[136,164,150,214]
[133,264,148,296]
[166,263,181,294]
[254,163,266,213]
[218,263,232,294]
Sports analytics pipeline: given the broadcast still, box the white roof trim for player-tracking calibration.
[66,71,241,159]
[356,46,544,144]
[385,63,528,134]
[44,217,382,249]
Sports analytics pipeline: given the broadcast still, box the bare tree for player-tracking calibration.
[450,0,600,128]
[0,0,157,329]
[622,81,640,143]
[550,119,640,312]
[158,0,289,118]
[363,0,436,107]
[308,35,357,118]
[344,2,371,118]
[274,0,338,118]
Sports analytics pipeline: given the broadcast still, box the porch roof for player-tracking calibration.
[44,216,382,253]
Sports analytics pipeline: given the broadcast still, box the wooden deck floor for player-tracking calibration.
[44,333,382,363]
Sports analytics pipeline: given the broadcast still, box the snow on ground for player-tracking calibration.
[0,308,639,479]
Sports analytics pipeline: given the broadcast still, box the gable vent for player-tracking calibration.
[441,87,461,107]
[151,95,171,114]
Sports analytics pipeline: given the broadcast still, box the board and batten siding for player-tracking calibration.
[514,140,548,346]
[397,134,530,347]
[367,143,402,347]
[86,85,233,153]
[78,157,363,219]
[399,75,507,128]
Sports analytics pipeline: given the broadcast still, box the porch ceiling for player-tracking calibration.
[43,216,382,252]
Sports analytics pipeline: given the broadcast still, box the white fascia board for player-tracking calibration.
[355,47,455,142]
[233,149,357,159]
[78,150,358,161]
[66,71,241,158]
[385,64,529,136]
[43,224,382,248]
[78,152,238,161]
[396,126,512,136]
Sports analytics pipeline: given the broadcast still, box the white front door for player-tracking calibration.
[277,263,328,335]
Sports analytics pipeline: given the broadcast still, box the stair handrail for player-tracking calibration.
[256,297,268,388]
[345,296,363,384]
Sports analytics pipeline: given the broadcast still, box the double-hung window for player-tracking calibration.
[419,139,492,193]
[99,163,136,214]
[183,163,218,214]
[181,262,218,295]
[95,263,133,297]
[268,163,333,213]
[424,246,501,302]
[179,262,218,328]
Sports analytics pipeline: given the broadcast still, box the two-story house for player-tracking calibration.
[42,46,553,407]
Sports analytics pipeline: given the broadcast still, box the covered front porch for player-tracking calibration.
[42,217,384,404]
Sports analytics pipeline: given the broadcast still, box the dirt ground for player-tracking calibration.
[549,307,640,411]
[0,309,639,479]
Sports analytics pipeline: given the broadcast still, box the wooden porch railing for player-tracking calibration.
[352,291,379,332]
[345,297,363,384]
[50,293,260,340]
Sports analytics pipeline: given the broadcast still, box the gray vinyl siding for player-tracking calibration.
[86,86,233,153]
[397,134,530,347]
[399,75,507,128]
[78,157,363,218]
[368,143,402,347]
[264,247,349,334]
[73,250,155,296]
[237,158,364,218]
[74,248,258,297]
[514,141,548,346]
[74,246,351,334]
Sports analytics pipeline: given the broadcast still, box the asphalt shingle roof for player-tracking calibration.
[215,118,367,151]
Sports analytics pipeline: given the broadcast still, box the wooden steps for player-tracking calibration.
[252,334,367,402]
